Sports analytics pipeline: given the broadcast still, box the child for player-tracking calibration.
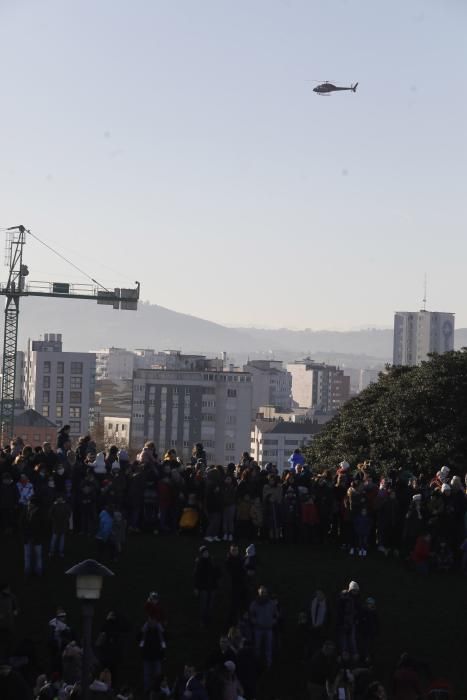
[250,497,263,538]
[353,508,372,557]
[236,494,253,539]
[435,541,453,572]
[179,494,200,536]
[110,509,127,561]
[301,494,320,544]
[244,543,257,594]
[411,533,431,575]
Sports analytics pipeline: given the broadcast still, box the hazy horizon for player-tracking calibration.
[1,1,466,330]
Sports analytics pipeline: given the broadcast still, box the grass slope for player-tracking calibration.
[2,533,466,698]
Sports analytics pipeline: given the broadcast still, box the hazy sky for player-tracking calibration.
[1,1,466,330]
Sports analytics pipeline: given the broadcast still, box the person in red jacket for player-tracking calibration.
[301,494,319,544]
[411,533,431,574]
[144,592,167,627]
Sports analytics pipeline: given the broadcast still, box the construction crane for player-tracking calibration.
[0,225,140,441]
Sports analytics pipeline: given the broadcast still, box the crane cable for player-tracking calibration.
[27,229,111,292]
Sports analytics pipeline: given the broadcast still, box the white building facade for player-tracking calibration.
[287,359,350,412]
[95,347,136,381]
[104,416,130,449]
[24,334,96,438]
[244,360,292,414]
[130,355,253,464]
[251,419,321,473]
[393,310,455,366]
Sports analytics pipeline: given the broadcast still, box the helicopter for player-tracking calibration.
[312,81,358,96]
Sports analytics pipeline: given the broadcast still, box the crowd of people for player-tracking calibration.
[0,428,465,698]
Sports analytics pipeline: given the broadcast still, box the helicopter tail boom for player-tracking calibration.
[352,82,358,92]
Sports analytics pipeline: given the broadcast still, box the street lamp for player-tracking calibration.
[66,559,114,700]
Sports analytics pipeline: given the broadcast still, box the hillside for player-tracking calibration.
[16,297,467,359]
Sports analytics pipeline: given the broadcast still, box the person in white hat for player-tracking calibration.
[403,494,424,556]
[336,582,360,660]
[222,660,243,700]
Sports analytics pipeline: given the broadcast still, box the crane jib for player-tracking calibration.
[0,226,140,441]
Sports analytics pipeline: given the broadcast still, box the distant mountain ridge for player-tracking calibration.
[16,297,467,360]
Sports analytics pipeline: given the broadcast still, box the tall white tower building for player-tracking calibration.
[393,310,455,366]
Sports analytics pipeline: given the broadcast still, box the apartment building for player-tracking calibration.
[393,310,455,366]
[23,333,96,438]
[244,360,292,414]
[104,416,130,450]
[251,419,322,473]
[130,352,252,464]
[95,347,136,381]
[287,359,350,412]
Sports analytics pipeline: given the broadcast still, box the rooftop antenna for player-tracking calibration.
[422,273,427,311]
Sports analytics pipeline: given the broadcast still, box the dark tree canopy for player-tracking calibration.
[304,350,467,474]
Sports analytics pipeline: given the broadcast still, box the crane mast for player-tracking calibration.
[0,225,140,441]
[1,226,27,440]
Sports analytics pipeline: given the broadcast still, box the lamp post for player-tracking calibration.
[66,559,114,700]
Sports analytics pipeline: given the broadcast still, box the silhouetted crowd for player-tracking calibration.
[0,429,465,698]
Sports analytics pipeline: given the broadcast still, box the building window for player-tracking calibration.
[43,376,50,389]
[57,361,64,374]
[57,376,64,389]
[42,406,49,417]
[185,388,190,395]
[69,407,81,418]
[56,391,64,404]
[43,361,51,373]
[227,389,237,398]
[69,421,81,433]
[56,406,63,418]
[42,391,50,403]
[225,442,235,450]
[70,391,82,403]
[108,423,113,430]
[33,433,40,441]
[71,376,82,389]
[121,424,126,432]
[71,362,83,374]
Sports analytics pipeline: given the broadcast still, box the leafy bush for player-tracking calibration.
[304,350,467,474]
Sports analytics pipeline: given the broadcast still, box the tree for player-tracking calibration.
[304,350,467,474]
